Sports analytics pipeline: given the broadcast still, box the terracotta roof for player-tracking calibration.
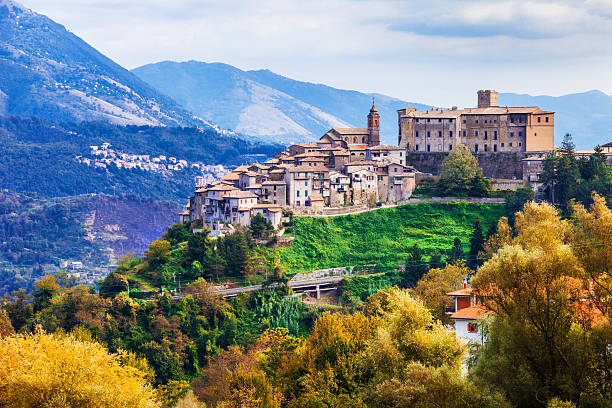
[209,185,239,191]
[348,144,370,150]
[345,161,379,166]
[253,204,283,211]
[332,151,350,156]
[248,163,269,169]
[399,106,552,119]
[246,184,262,189]
[450,305,492,320]
[240,171,259,177]
[179,210,190,215]
[234,165,250,172]
[264,158,280,165]
[308,195,325,201]
[295,152,327,158]
[332,128,369,135]
[262,180,286,185]
[292,143,319,148]
[286,166,315,173]
[222,172,241,181]
[224,190,258,198]
[447,287,472,296]
[369,144,404,151]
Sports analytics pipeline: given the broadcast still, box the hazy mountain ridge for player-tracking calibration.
[0,1,219,129]
[499,90,612,149]
[132,61,431,145]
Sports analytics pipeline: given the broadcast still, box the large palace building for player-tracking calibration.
[397,90,554,154]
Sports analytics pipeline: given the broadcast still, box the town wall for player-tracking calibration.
[406,152,525,180]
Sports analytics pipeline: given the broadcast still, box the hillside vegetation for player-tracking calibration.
[276,202,505,272]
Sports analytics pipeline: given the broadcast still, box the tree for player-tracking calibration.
[428,252,444,270]
[33,275,60,312]
[144,240,171,271]
[468,216,485,270]
[541,134,580,207]
[447,238,465,264]
[437,144,490,197]
[99,272,129,298]
[404,243,428,286]
[504,187,534,228]
[414,262,470,323]
[0,332,158,408]
[471,201,611,406]
[250,213,268,238]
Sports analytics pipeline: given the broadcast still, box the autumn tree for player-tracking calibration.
[32,275,60,312]
[414,262,470,323]
[0,332,159,408]
[471,201,611,406]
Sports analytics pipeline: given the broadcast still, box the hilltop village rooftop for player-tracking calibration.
[179,90,555,231]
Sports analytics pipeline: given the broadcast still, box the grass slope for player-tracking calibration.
[277,202,505,272]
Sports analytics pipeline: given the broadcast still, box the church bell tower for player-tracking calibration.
[367,99,380,146]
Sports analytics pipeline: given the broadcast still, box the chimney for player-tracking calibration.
[463,278,468,289]
[477,90,499,108]
[451,106,458,111]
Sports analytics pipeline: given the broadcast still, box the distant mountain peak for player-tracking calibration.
[0,0,28,14]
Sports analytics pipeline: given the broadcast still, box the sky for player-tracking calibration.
[20,0,612,107]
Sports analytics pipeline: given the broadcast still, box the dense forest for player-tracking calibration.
[0,192,180,295]
[1,195,610,407]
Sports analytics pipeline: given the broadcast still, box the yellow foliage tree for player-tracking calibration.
[414,262,470,323]
[0,332,159,408]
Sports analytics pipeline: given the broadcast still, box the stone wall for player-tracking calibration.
[406,152,525,180]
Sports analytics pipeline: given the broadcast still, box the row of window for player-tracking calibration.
[415,129,525,139]
[413,141,521,152]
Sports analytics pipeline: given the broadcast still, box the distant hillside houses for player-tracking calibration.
[76,143,228,185]
[179,90,556,230]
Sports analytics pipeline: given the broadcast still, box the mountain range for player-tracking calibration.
[0,0,211,128]
[132,61,431,145]
[133,60,612,148]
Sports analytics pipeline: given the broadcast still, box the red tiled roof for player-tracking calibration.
[450,305,492,320]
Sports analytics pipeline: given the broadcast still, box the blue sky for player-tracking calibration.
[21,0,612,107]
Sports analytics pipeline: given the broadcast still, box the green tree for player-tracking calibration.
[404,243,428,286]
[250,213,268,238]
[437,144,490,197]
[33,275,60,312]
[504,187,534,228]
[468,216,485,270]
[447,238,465,264]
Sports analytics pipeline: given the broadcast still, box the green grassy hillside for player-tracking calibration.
[275,202,505,272]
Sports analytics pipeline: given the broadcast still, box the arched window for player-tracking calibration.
[362,137,366,143]
[353,137,357,143]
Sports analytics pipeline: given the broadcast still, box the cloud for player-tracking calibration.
[387,0,612,39]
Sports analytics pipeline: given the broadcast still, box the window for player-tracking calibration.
[484,144,488,152]
[416,131,419,137]
[427,131,431,137]
[416,145,419,151]
[463,119,466,124]
[538,117,541,123]
[474,130,479,137]
[467,322,479,333]
[305,191,308,197]
[427,119,430,123]
[494,144,497,152]
[476,119,479,124]
[485,119,488,124]
[438,119,442,123]
[463,130,466,137]
[501,143,504,147]
[427,144,431,152]
[534,132,537,137]
[519,142,522,146]
[297,191,300,197]
[494,130,498,140]
[305,181,308,186]
[400,152,403,156]
[519,131,524,138]
[438,131,442,137]
[449,131,453,137]
[475,144,479,152]
[509,142,513,147]
[510,132,514,137]
[449,144,453,150]
[438,144,442,151]
[546,117,549,123]
[484,131,488,140]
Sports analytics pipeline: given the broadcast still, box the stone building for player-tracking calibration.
[398,90,554,154]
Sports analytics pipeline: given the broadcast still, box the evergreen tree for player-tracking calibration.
[447,238,464,264]
[468,216,485,270]
[428,252,444,270]
[404,243,428,286]
[249,213,267,238]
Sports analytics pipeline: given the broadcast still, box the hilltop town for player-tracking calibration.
[179,90,556,232]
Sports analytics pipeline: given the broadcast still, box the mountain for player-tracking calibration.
[0,0,212,127]
[132,61,431,145]
[499,90,612,149]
